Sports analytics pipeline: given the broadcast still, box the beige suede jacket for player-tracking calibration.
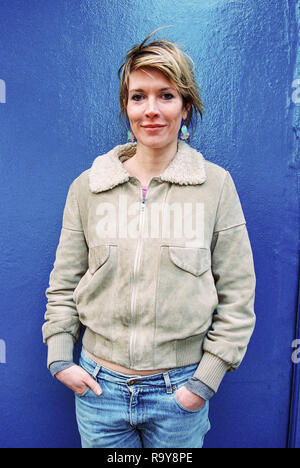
[42,141,256,393]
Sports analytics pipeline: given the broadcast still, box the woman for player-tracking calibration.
[42,29,256,449]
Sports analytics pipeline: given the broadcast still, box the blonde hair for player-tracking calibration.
[118,27,204,135]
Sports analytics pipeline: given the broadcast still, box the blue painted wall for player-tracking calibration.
[0,0,299,448]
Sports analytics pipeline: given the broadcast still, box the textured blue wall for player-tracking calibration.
[0,0,299,448]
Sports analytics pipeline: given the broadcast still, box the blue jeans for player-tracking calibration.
[75,348,211,448]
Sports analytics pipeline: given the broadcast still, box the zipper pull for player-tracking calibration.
[141,186,147,205]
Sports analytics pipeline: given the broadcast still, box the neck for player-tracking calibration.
[133,140,178,175]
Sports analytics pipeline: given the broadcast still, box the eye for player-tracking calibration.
[162,93,174,100]
[131,94,144,101]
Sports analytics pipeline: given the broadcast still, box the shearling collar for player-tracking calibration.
[89,140,207,193]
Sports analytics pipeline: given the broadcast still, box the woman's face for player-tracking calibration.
[126,68,189,150]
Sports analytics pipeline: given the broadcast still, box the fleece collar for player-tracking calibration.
[89,140,207,193]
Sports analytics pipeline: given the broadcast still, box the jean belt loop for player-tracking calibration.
[92,363,101,380]
[163,371,172,394]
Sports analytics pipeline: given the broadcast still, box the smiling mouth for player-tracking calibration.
[142,125,166,130]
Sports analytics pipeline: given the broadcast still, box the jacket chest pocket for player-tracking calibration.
[88,245,111,274]
[155,246,216,338]
[73,245,111,304]
[168,246,211,276]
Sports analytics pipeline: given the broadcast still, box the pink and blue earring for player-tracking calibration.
[127,130,136,143]
[180,121,189,140]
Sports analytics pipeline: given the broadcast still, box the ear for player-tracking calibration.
[182,102,191,121]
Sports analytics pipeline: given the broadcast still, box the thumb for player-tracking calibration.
[85,376,102,396]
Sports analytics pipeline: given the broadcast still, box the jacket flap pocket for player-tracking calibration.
[89,245,110,274]
[169,246,211,276]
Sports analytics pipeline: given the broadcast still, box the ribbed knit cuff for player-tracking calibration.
[185,377,215,400]
[49,361,76,378]
[193,352,230,393]
[46,333,74,369]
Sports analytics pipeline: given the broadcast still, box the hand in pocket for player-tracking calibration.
[55,365,102,396]
[176,385,205,410]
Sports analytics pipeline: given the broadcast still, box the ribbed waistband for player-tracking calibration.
[82,326,208,370]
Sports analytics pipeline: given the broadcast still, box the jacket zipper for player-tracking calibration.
[129,187,146,368]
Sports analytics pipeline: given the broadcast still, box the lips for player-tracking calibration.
[142,124,166,129]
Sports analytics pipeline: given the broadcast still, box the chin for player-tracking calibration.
[137,136,178,150]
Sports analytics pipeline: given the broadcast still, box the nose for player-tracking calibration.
[145,96,160,118]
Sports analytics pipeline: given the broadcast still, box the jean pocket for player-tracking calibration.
[75,386,92,398]
[172,391,207,414]
[79,353,95,375]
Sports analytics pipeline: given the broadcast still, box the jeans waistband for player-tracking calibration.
[80,348,198,392]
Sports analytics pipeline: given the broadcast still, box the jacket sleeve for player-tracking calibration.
[193,171,256,392]
[42,179,88,368]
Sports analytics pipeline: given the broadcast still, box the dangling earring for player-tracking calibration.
[180,121,189,140]
[127,130,136,143]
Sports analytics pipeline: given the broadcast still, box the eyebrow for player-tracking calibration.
[129,87,176,94]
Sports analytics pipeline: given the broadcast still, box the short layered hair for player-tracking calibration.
[118,28,204,132]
